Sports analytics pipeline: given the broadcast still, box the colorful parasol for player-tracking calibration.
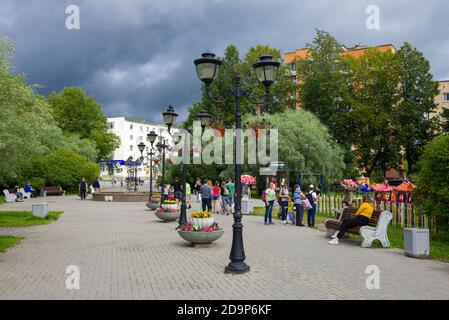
[340,179,359,191]
[371,182,394,192]
[394,181,416,192]
[241,175,256,185]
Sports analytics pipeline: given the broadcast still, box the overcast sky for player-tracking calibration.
[1,0,449,122]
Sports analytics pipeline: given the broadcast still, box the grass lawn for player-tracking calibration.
[0,196,5,205]
[0,211,63,227]
[252,206,449,262]
[0,236,24,253]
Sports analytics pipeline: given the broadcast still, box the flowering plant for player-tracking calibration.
[162,199,176,204]
[151,193,162,199]
[191,211,212,219]
[180,222,222,232]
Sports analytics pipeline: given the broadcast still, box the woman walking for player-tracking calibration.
[264,183,276,225]
[279,183,290,224]
[212,181,221,214]
[220,181,229,214]
[293,184,306,227]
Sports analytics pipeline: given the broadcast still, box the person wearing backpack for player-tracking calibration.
[306,185,317,227]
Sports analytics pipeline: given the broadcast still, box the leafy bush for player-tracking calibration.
[20,148,100,193]
[415,135,449,237]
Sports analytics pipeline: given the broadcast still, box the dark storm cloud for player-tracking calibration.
[1,0,449,122]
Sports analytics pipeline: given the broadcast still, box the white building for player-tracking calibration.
[101,117,179,180]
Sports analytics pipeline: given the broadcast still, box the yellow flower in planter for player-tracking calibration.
[191,211,211,219]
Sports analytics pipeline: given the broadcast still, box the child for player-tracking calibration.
[286,200,295,225]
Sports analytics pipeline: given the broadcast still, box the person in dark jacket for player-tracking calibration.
[79,178,87,200]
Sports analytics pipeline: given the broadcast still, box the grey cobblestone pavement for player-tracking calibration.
[1,196,449,300]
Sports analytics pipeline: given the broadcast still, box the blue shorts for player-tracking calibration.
[212,196,220,200]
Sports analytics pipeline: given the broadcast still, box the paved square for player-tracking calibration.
[1,196,448,300]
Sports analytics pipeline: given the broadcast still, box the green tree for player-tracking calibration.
[414,135,449,237]
[346,48,401,176]
[48,86,120,160]
[0,40,61,186]
[257,109,345,183]
[393,43,440,174]
[297,29,353,150]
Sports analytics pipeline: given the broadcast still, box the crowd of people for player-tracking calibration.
[262,182,320,227]
[192,178,236,215]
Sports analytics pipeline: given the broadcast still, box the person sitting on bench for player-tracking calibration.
[328,193,374,245]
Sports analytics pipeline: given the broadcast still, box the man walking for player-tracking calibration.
[200,179,212,212]
[226,178,235,212]
[79,178,87,200]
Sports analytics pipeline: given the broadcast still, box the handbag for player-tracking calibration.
[302,199,312,210]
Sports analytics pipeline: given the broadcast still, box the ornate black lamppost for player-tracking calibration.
[125,156,139,192]
[146,130,159,198]
[155,136,170,205]
[194,52,280,274]
[161,106,212,229]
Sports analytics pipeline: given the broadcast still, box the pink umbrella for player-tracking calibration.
[241,175,256,185]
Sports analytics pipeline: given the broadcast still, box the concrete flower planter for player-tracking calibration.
[146,202,160,210]
[161,203,177,212]
[177,229,225,244]
[154,209,179,222]
[191,217,215,229]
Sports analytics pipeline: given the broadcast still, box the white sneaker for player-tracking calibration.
[283,220,287,225]
[331,231,339,239]
[328,238,339,245]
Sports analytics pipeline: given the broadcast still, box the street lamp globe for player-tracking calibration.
[147,130,158,146]
[194,52,222,85]
[197,110,212,129]
[252,55,280,88]
[163,105,178,133]
[137,142,146,153]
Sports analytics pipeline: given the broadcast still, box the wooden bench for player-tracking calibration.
[325,207,393,248]
[42,186,65,196]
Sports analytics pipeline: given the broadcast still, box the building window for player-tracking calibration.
[108,122,114,129]
[140,126,143,132]
[130,124,133,130]
[130,135,133,140]
[444,93,449,102]
[130,145,133,151]
[146,127,149,132]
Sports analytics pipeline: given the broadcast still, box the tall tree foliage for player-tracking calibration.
[414,135,449,237]
[297,30,440,177]
[0,38,100,188]
[346,48,401,176]
[297,30,353,150]
[393,42,440,174]
[48,86,120,161]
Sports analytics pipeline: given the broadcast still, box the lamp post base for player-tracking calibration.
[224,262,250,274]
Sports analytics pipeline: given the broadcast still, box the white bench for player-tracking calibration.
[20,188,32,199]
[3,190,17,203]
[360,211,393,248]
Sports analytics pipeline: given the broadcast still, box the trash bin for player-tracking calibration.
[404,228,430,258]
[241,198,253,215]
[32,203,49,219]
